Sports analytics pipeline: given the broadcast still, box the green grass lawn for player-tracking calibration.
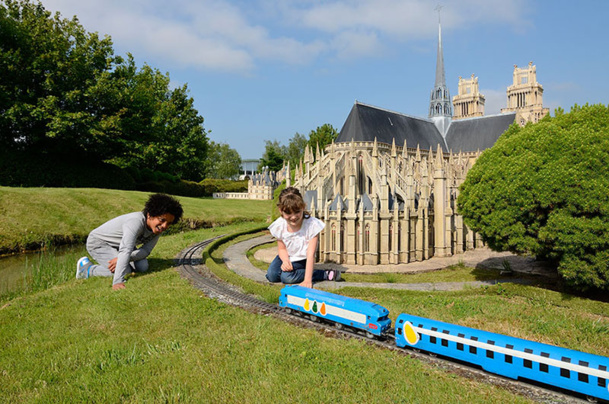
[1,187,608,403]
[0,186,271,254]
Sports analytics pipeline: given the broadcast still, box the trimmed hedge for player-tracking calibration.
[0,152,136,190]
[1,151,250,198]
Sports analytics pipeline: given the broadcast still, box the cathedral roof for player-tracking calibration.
[335,101,516,153]
[445,112,516,152]
[336,102,448,152]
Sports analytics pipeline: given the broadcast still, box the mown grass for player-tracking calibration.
[1,187,609,402]
[0,186,271,254]
[0,229,534,404]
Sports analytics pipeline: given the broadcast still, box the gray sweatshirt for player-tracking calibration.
[88,212,159,285]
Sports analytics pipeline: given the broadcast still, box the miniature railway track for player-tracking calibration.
[175,238,589,404]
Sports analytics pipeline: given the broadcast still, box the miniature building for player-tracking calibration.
[501,62,549,126]
[452,74,485,120]
[213,164,289,200]
[293,16,548,267]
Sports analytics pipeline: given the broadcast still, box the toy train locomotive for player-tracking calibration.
[279,285,609,401]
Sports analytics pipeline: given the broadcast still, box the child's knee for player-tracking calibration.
[133,259,149,272]
[280,271,302,284]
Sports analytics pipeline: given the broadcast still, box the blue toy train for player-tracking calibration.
[279,285,609,401]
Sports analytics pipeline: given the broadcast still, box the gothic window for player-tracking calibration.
[340,223,345,253]
[364,224,371,252]
[389,223,393,252]
[331,223,336,251]
[358,155,364,193]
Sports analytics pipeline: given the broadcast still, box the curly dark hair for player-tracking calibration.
[143,193,183,223]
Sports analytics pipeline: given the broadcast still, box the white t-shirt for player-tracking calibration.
[268,216,325,262]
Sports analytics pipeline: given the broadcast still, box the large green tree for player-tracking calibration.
[0,0,209,181]
[307,123,338,152]
[259,140,287,172]
[0,0,115,154]
[286,132,307,169]
[204,141,242,179]
[457,104,609,291]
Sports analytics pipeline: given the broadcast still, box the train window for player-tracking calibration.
[505,344,513,364]
[560,357,571,378]
[598,365,607,388]
[441,330,449,347]
[430,327,437,344]
[486,340,495,359]
[524,348,533,369]
[397,328,402,335]
[539,352,549,372]
[578,360,589,382]
[457,333,464,351]
[398,319,404,324]
[469,336,478,354]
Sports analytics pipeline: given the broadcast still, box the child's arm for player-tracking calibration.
[277,240,293,271]
[300,234,319,289]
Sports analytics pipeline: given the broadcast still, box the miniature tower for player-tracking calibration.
[501,61,549,125]
[452,74,485,120]
[428,6,452,137]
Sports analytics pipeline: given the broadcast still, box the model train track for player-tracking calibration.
[175,238,587,404]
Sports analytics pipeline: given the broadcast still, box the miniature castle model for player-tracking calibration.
[213,164,289,200]
[292,15,549,266]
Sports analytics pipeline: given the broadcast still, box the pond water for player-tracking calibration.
[0,245,86,295]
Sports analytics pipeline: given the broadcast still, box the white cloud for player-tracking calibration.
[39,0,532,73]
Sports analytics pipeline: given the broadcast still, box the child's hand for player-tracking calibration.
[108,257,117,273]
[299,280,313,289]
[281,260,293,271]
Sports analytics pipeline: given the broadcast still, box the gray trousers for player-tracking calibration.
[86,237,149,278]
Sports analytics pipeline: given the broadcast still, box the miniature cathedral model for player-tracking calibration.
[292,16,549,267]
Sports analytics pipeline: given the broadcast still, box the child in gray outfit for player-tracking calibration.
[76,193,183,290]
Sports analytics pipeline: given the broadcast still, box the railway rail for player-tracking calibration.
[175,238,590,404]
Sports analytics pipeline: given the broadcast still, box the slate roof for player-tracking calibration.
[335,101,516,153]
[336,102,448,152]
[445,113,516,152]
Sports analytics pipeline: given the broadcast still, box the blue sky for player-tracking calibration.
[40,0,609,159]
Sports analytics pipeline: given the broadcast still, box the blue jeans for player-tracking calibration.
[265,255,326,284]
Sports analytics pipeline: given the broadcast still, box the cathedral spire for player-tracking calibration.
[429,5,452,120]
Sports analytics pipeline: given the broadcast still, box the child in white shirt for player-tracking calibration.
[266,187,340,288]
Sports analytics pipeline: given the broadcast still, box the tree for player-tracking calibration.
[205,141,242,179]
[0,0,210,182]
[457,104,609,291]
[307,123,338,152]
[0,0,116,154]
[286,132,307,169]
[259,140,286,172]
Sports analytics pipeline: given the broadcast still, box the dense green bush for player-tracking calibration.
[199,179,248,195]
[137,179,206,198]
[458,104,609,291]
[0,151,136,190]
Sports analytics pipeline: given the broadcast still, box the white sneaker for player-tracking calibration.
[76,257,92,279]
